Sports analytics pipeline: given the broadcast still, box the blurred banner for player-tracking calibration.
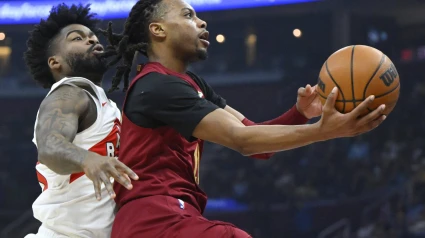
[0,0,318,24]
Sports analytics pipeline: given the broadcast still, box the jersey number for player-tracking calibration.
[193,143,200,184]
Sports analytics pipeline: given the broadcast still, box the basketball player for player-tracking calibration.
[101,0,386,237]
[23,4,138,238]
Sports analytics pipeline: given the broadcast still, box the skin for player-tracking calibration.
[144,0,386,155]
[35,24,138,200]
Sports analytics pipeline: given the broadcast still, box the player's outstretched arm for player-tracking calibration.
[193,75,309,159]
[193,87,386,156]
[36,85,138,200]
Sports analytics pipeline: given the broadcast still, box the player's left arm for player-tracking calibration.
[193,74,309,126]
[194,75,309,159]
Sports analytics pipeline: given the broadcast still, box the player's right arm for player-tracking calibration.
[130,74,385,156]
[36,85,138,200]
[193,88,385,155]
[36,85,92,174]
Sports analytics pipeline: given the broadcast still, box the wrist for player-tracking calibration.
[79,151,93,169]
[308,122,329,142]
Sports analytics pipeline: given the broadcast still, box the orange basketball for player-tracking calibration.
[316,45,400,115]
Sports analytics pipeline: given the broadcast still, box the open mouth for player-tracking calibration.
[199,31,210,47]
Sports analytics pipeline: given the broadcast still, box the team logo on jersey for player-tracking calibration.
[178,199,185,209]
[197,91,204,98]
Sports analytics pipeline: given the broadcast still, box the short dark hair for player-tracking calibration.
[24,4,100,89]
[99,0,165,92]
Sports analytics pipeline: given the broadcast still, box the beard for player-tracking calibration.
[65,52,108,84]
[196,48,208,61]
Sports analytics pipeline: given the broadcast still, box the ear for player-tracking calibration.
[149,22,166,39]
[48,56,61,70]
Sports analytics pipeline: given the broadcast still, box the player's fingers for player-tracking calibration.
[370,115,386,130]
[114,160,139,180]
[99,172,115,199]
[323,87,338,112]
[350,95,375,118]
[305,84,312,94]
[297,87,306,96]
[92,179,102,201]
[108,167,132,190]
[360,115,386,134]
[357,105,386,126]
[122,173,131,183]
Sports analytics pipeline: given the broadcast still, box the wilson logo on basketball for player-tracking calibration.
[379,64,398,87]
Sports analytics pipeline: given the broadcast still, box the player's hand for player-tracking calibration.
[317,87,386,139]
[81,153,139,201]
[296,84,322,119]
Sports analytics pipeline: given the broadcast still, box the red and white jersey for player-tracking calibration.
[31,77,121,238]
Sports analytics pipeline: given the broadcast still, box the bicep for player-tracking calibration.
[223,105,245,121]
[192,108,246,152]
[36,86,89,146]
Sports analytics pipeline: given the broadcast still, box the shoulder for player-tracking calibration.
[40,84,91,115]
[135,72,189,88]
[187,71,206,85]
[131,72,194,98]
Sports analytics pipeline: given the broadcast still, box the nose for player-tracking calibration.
[198,18,207,29]
[88,36,99,45]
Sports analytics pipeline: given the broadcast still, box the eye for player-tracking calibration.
[185,12,192,18]
[73,36,83,41]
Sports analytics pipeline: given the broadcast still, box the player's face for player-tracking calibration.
[159,0,209,62]
[48,24,107,83]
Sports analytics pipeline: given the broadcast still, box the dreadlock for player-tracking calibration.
[99,0,165,92]
[24,4,99,89]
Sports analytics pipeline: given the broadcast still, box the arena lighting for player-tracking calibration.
[0,46,12,56]
[0,0,319,25]
[293,28,302,38]
[216,34,225,43]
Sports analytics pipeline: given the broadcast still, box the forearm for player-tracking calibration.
[242,105,309,126]
[240,105,309,159]
[38,133,88,175]
[234,123,323,156]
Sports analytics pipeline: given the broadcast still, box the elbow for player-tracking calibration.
[238,148,252,157]
[37,151,68,175]
[230,128,259,156]
[37,147,52,165]
[230,127,274,159]
[238,147,273,159]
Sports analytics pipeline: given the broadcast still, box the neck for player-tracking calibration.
[58,73,103,87]
[148,51,188,74]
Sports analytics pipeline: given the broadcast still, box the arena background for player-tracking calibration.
[1,0,425,237]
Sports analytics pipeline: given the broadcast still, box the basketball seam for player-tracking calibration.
[318,93,348,102]
[318,93,363,102]
[374,82,400,98]
[325,60,346,112]
[366,83,399,112]
[350,46,356,108]
[363,53,386,99]
[319,83,399,109]
[319,83,399,100]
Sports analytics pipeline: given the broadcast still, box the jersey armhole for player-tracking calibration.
[77,90,101,135]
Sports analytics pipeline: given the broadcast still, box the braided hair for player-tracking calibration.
[99,0,165,92]
[24,4,99,89]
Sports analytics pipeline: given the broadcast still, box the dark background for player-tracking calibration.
[1,0,425,237]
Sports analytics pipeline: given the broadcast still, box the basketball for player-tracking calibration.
[316,45,400,115]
